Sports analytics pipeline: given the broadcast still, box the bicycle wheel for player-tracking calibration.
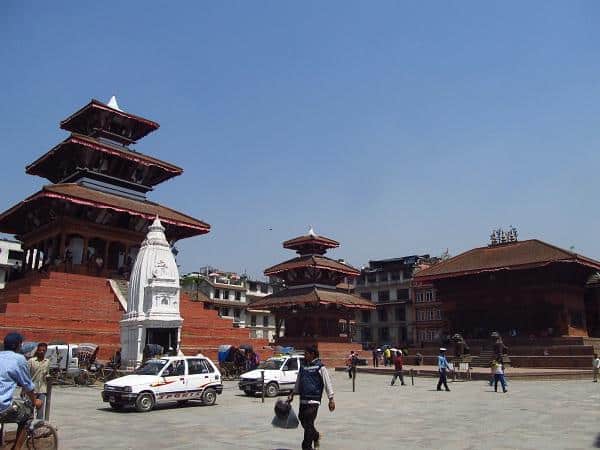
[26,421,58,450]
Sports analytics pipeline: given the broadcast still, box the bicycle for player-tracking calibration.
[95,364,121,383]
[0,399,58,450]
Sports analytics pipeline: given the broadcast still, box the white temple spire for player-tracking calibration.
[308,226,317,237]
[107,95,122,111]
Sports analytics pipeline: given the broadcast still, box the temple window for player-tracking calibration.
[378,272,388,282]
[250,315,257,326]
[263,316,269,327]
[396,289,409,301]
[395,307,405,321]
[214,289,220,299]
[235,291,242,301]
[378,308,387,322]
[425,290,434,302]
[391,271,400,281]
[361,310,371,323]
[378,327,389,341]
[362,327,371,341]
[223,290,230,300]
[378,290,390,302]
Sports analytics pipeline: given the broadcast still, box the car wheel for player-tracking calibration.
[265,382,279,397]
[135,393,155,412]
[202,388,217,406]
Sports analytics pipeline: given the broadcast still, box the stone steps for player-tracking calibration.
[0,271,269,361]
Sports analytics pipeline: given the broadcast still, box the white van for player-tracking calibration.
[102,356,223,412]
[238,354,304,397]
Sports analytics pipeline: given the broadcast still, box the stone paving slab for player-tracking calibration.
[22,372,600,449]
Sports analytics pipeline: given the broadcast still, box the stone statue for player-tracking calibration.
[451,333,470,358]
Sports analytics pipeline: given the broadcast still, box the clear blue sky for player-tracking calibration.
[1,1,599,279]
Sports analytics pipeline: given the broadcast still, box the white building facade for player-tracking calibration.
[0,239,23,289]
[182,270,282,342]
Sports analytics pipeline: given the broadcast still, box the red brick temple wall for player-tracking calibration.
[435,266,590,339]
[0,271,269,361]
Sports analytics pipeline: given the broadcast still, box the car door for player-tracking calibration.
[186,358,213,400]
[280,357,299,390]
[156,359,187,403]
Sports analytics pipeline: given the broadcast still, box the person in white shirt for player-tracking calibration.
[592,354,600,383]
[492,358,507,393]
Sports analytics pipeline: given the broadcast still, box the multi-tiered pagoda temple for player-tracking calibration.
[0,97,209,275]
[252,228,374,363]
[0,98,267,360]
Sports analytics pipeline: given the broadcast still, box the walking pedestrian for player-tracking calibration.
[390,350,405,386]
[593,354,600,382]
[384,347,391,367]
[372,348,379,368]
[492,358,507,393]
[288,345,335,450]
[27,342,50,420]
[436,347,451,392]
[346,351,356,379]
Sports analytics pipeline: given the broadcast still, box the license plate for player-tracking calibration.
[109,396,116,402]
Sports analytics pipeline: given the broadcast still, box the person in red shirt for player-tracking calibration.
[390,350,406,386]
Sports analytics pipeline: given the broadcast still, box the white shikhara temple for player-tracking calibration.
[121,216,183,368]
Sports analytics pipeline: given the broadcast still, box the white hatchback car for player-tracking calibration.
[238,354,304,397]
[102,356,222,412]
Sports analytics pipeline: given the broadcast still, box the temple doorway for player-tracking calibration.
[145,328,178,352]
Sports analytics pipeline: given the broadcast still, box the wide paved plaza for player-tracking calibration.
[41,372,599,449]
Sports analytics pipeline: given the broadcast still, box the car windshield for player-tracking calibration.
[135,359,168,375]
[258,358,284,370]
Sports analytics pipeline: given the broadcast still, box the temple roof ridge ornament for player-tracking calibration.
[107,95,122,111]
[283,227,340,256]
[143,215,170,248]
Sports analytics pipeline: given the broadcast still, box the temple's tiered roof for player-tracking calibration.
[283,228,340,255]
[26,133,182,186]
[250,286,373,310]
[0,183,210,240]
[60,98,159,144]
[0,96,209,243]
[254,228,374,311]
[414,239,600,281]
[265,254,359,277]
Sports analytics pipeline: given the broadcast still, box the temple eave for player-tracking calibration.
[0,185,210,240]
[250,287,375,310]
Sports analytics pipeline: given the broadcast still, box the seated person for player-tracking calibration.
[0,333,43,450]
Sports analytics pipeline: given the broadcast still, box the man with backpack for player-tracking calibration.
[288,345,335,450]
